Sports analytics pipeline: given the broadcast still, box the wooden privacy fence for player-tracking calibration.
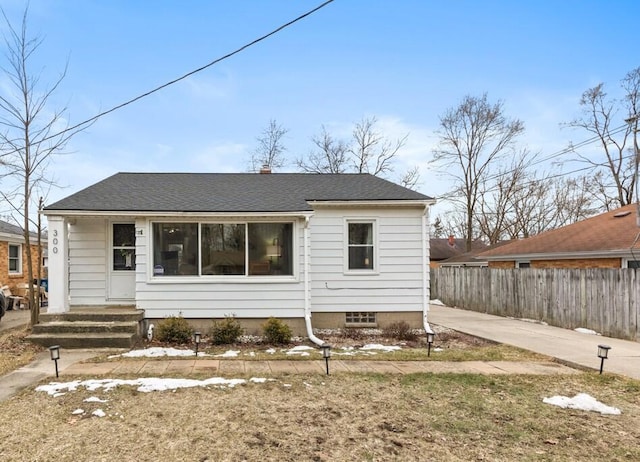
[430,267,640,341]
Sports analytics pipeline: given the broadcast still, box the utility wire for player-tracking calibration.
[20,0,335,149]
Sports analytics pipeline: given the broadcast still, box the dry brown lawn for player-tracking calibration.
[0,327,43,376]
[1,371,639,461]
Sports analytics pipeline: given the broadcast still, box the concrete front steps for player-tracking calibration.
[27,307,145,349]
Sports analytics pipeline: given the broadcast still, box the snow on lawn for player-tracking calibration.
[430,299,445,306]
[36,376,272,395]
[110,344,404,359]
[109,347,203,358]
[543,393,621,415]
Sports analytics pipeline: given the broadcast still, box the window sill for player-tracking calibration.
[343,270,380,276]
[147,275,299,284]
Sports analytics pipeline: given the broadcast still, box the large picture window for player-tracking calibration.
[8,243,21,274]
[152,222,293,277]
[348,221,374,271]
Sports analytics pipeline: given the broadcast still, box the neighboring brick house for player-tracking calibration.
[430,236,487,268]
[0,219,46,291]
[478,204,640,269]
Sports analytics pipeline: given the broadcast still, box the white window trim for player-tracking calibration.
[344,219,379,275]
[515,260,531,268]
[148,219,298,281]
[623,258,640,269]
[8,242,22,274]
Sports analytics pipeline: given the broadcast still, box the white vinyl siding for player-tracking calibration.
[68,219,108,305]
[309,207,425,313]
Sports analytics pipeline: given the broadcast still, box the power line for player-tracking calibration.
[8,0,335,152]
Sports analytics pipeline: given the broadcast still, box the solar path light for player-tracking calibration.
[426,332,435,357]
[321,344,331,375]
[194,331,201,357]
[597,344,611,375]
[49,345,61,378]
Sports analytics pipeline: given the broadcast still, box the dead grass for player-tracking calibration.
[1,372,639,461]
[0,327,43,376]
[103,326,547,363]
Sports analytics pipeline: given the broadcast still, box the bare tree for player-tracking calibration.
[350,116,407,175]
[399,165,420,190]
[432,93,525,251]
[249,119,288,172]
[564,67,640,209]
[0,7,82,325]
[296,126,348,173]
[297,116,414,185]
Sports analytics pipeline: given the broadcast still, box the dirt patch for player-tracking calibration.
[0,327,43,376]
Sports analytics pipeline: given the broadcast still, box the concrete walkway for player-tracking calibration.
[0,308,31,333]
[429,303,640,380]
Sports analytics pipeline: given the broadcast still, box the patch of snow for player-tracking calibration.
[112,347,197,358]
[36,376,270,395]
[430,299,445,306]
[543,393,621,415]
[215,350,240,358]
[574,328,600,335]
[245,351,256,357]
[285,346,314,356]
[360,344,401,352]
[249,378,268,383]
[92,409,106,418]
[265,348,276,354]
[72,409,84,415]
[518,318,549,326]
[433,347,444,352]
[84,396,108,403]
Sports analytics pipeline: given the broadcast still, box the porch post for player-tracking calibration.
[47,215,69,313]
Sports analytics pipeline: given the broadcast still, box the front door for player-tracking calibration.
[108,223,136,301]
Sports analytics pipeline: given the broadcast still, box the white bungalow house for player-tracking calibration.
[42,172,435,341]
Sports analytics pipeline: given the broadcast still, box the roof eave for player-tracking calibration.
[307,199,435,208]
[483,249,640,261]
[42,209,315,218]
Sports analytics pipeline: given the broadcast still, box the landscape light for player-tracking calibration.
[194,331,201,357]
[597,344,611,375]
[321,344,331,375]
[49,345,61,378]
[426,332,435,357]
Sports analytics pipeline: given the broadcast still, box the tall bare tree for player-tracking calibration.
[0,7,81,325]
[432,93,525,251]
[297,116,418,187]
[249,119,288,172]
[564,67,640,209]
[296,126,348,173]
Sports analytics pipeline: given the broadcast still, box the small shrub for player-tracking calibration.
[262,317,292,344]
[340,327,366,340]
[155,316,194,344]
[383,321,417,341]
[210,316,244,345]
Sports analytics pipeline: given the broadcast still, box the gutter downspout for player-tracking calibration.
[422,205,434,335]
[303,215,326,346]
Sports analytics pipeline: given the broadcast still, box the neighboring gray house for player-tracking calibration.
[43,172,436,339]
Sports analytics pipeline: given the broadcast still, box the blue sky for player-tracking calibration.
[1,0,639,217]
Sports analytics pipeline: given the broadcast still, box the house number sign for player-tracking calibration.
[52,230,58,254]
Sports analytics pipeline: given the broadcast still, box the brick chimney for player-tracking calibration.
[259,164,272,174]
[448,235,455,247]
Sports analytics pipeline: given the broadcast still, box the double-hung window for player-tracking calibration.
[152,222,293,277]
[8,243,21,274]
[347,221,375,271]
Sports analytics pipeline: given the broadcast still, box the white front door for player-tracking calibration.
[108,222,136,301]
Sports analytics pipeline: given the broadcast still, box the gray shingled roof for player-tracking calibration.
[0,219,24,236]
[44,173,433,213]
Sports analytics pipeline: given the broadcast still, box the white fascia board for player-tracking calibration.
[307,199,435,208]
[0,232,25,243]
[483,250,638,261]
[42,210,314,219]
